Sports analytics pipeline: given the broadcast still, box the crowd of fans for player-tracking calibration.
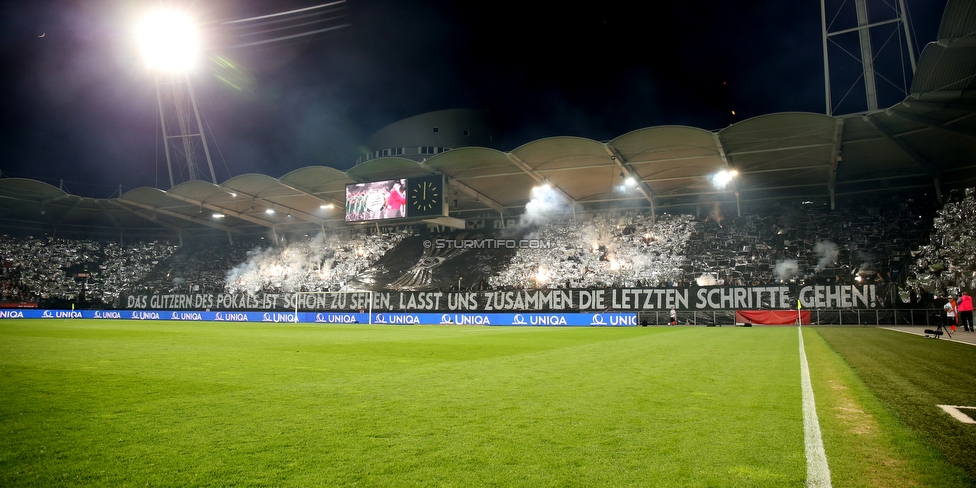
[490,213,694,289]
[681,197,931,287]
[490,196,931,290]
[907,189,976,297]
[0,235,178,306]
[0,192,957,307]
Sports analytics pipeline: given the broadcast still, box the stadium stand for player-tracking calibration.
[0,0,972,311]
[0,191,958,309]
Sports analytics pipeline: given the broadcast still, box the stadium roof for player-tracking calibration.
[2,3,975,239]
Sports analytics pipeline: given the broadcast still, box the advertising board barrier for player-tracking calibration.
[0,309,637,326]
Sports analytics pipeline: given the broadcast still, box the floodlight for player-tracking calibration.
[624,176,637,187]
[711,169,738,189]
[136,9,200,72]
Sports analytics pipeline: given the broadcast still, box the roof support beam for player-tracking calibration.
[722,142,836,157]
[161,191,280,230]
[105,200,184,233]
[114,198,243,234]
[265,180,344,211]
[604,144,657,218]
[713,133,741,217]
[446,177,505,214]
[828,118,844,209]
[887,109,976,140]
[900,99,976,113]
[94,199,125,230]
[217,188,327,226]
[864,114,943,203]
[505,153,578,208]
[48,197,85,230]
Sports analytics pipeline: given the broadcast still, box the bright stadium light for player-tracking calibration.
[136,9,200,72]
[711,169,738,189]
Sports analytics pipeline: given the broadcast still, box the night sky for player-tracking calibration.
[0,0,948,198]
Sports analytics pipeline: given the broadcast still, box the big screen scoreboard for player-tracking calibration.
[345,175,446,222]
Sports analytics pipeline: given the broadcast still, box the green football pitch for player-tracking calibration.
[1,320,973,487]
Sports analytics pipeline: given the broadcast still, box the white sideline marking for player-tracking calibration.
[878,327,976,347]
[799,327,832,488]
[937,405,976,424]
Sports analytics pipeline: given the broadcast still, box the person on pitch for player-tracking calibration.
[958,291,974,332]
[944,296,957,333]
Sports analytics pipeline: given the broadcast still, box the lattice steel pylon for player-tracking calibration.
[154,72,217,188]
[820,0,918,115]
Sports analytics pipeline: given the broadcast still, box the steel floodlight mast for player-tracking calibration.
[820,0,918,115]
[138,9,218,188]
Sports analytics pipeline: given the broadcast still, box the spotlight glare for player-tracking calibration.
[711,169,738,189]
[136,9,200,72]
[624,176,637,187]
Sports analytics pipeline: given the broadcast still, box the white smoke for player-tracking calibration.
[774,259,800,281]
[813,240,838,273]
[520,184,573,227]
[223,231,406,294]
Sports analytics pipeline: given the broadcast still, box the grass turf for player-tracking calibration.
[813,327,976,484]
[0,320,969,486]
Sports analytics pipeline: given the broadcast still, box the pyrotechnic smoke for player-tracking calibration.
[774,259,800,281]
[223,231,405,294]
[520,184,573,226]
[813,240,838,273]
[854,250,876,274]
[709,202,723,224]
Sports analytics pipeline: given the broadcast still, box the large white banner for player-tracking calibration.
[123,284,887,312]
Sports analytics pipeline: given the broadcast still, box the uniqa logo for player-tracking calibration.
[131,311,160,320]
[453,314,491,325]
[374,314,387,324]
[0,310,24,318]
[590,314,607,325]
[55,311,83,318]
[512,314,527,325]
[609,315,637,326]
[316,313,358,323]
[262,313,296,323]
[42,310,54,318]
[385,314,420,324]
[220,313,249,322]
[171,312,202,321]
[530,315,567,325]
[94,311,121,319]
